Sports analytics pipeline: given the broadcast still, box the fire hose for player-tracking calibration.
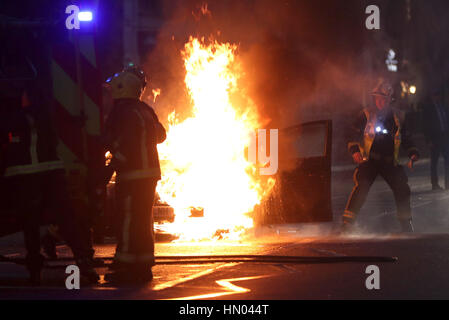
[0,253,397,268]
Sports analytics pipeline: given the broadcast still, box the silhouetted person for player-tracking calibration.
[103,65,166,284]
[422,89,449,190]
[0,86,98,285]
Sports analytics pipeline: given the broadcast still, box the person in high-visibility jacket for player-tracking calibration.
[0,86,99,285]
[104,65,166,283]
[342,81,419,234]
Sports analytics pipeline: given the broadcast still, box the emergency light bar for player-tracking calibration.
[78,11,93,22]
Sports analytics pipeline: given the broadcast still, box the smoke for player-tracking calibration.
[142,0,374,130]
[139,0,449,238]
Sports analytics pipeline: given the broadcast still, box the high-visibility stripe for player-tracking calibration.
[343,210,356,221]
[344,168,360,219]
[118,168,161,181]
[4,161,65,177]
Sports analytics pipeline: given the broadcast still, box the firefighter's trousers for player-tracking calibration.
[5,170,94,269]
[114,178,157,269]
[343,160,412,223]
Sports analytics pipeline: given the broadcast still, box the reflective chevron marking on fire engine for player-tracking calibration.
[51,33,102,167]
[75,35,97,68]
[52,62,100,136]
[56,142,79,169]
[52,35,102,107]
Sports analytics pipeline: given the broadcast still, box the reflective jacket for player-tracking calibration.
[0,106,64,178]
[347,107,419,165]
[104,98,166,181]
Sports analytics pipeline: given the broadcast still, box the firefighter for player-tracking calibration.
[0,86,99,285]
[341,81,419,234]
[103,65,166,283]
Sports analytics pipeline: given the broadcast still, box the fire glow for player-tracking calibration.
[156,37,274,241]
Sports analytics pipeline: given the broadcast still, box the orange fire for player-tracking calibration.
[156,37,274,241]
[152,88,161,102]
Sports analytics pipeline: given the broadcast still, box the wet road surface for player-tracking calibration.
[1,160,448,299]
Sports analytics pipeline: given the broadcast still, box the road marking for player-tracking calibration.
[152,263,236,291]
[164,275,271,300]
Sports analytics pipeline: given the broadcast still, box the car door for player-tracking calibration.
[256,120,332,224]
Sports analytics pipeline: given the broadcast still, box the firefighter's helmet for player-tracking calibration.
[370,80,393,98]
[106,64,147,99]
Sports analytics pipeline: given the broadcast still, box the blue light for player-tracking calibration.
[78,11,93,22]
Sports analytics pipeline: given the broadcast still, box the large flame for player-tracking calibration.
[156,37,273,241]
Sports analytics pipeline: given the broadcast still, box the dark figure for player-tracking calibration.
[342,81,419,234]
[0,88,98,285]
[422,89,449,190]
[104,65,166,284]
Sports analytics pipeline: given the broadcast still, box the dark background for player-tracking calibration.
[2,0,449,163]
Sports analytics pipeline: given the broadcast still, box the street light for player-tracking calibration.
[409,85,417,95]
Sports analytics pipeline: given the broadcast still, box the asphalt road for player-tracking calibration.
[0,159,448,299]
